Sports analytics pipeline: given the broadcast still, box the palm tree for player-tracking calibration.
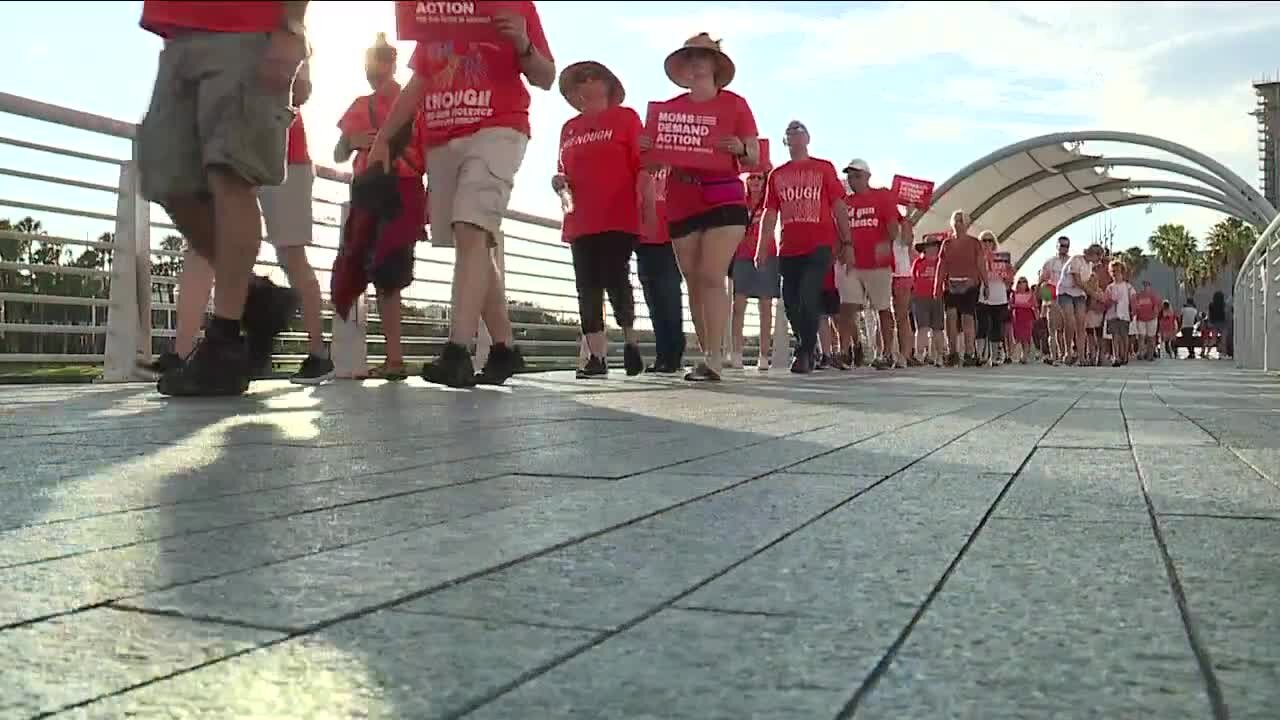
[1119,246,1149,279]
[1204,217,1256,276]
[1184,252,1214,292]
[1148,223,1198,296]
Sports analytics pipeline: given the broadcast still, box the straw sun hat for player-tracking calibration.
[664,33,735,89]
[558,61,625,111]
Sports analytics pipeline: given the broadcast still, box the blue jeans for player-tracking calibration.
[779,245,832,358]
[636,243,686,366]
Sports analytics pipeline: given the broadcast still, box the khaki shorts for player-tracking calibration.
[138,32,295,204]
[837,265,892,311]
[426,127,528,248]
[1133,318,1158,337]
[259,163,315,248]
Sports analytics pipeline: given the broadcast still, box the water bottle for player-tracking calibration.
[558,187,574,215]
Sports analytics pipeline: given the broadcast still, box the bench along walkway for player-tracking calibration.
[1,361,1276,719]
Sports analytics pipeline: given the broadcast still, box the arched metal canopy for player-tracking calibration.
[912,131,1278,266]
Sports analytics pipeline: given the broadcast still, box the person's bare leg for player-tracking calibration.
[477,244,514,346]
[732,294,748,359]
[206,168,262,320]
[695,226,742,372]
[962,312,977,356]
[878,309,895,362]
[672,237,705,353]
[945,308,959,356]
[837,304,859,354]
[174,249,215,357]
[893,288,912,362]
[446,222,492,345]
[379,289,405,368]
[818,318,833,356]
[757,297,772,362]
[278,246,325,355]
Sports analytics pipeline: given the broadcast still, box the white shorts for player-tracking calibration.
[1134,319,1157,337]
[258,162,315,248]
[427,126,529,248]
[837,266,892,311]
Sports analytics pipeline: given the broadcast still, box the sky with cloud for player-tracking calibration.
[1,0,1278,276]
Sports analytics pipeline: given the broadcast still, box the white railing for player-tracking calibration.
[0,91,781,381]
[1234,211,1280,371]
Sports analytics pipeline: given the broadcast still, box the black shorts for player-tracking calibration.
[668,204,750,240]
[365,242,416,294]
[570,231,636,292]
[820,289,841,317]
[944,287,980,317]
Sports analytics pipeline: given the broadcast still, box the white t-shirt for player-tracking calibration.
[982,276,1008,305]
[1181,306,1199,329]
[1040,255,1068,287]
[1057,255,1092,297]
[1104,281,1134,321]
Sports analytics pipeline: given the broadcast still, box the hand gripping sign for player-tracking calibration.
[891,174,935,210]
[642,98,737,174]
[395,0,520,43]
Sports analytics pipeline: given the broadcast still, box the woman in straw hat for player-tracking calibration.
[553,60,650,379]
[639,33,760,382]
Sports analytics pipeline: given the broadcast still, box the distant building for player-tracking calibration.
[1252,79,1280,211]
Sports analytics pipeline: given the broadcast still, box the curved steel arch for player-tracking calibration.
[923,131,1276,224]
[971,156,1254,225]
[1012,196,1242,269]
[999,179,1256,244]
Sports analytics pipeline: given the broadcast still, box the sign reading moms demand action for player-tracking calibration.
[396,1,518,43]
[642,98,735,174]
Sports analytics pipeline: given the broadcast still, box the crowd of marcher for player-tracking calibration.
[135,1,1231,396]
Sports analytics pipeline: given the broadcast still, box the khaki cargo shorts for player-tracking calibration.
[426,127,528,248]
[137,32,295,205]
[259,162,315,248]
[838,265,893,311]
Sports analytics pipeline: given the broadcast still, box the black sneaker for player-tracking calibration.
[242,275,299,378]
[684,362,721,382]
[946,352,960,367]
[816,353,832,371]
[963,354,979,367]
[790,352,814,374]
[476,343,525,386]
[145,351,183,375]
[871,357,893,370]
[851,345,865,367]
[623,343,643,377]
[576,355,608,379]
[157,331,250,397]
[290,352,335,385]
[422,342,476,388]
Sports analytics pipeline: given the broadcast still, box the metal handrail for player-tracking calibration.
[1232,211,1279,371]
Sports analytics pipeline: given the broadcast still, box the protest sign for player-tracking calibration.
[642,98,736,174]
[891,174,935,209]
[395,1,517,43]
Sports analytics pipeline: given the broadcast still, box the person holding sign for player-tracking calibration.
[370,0,556,388]
[840,158,904,370]
[729,171,778,371]
[639,33,759,382]
[760,121,852,374]
[977,231,1011,366]
[553,60,650,379]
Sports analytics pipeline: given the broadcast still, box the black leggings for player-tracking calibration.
[977,304,1007,344]
[571,232,637,334]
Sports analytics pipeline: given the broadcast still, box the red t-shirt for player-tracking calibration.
[912,254,938,298]
[407,1,552,148]
[558,106,643,242]
[337,83,428,178]
[141,1,281,36]
[847,188,902,270]
[764,157,845,257]
[1012,289,1037,311]
[1132,290,1160,322]
[640,168,669,245]
[663,90,758,225]
[735,199,770,261]
[286,113,309,165]
[823,264,837,292]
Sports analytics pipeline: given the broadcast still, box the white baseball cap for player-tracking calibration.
[844,158,871,173]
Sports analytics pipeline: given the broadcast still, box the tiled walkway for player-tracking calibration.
[1,361,1277,719]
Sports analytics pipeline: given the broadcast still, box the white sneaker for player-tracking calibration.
[728,354,744,370]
